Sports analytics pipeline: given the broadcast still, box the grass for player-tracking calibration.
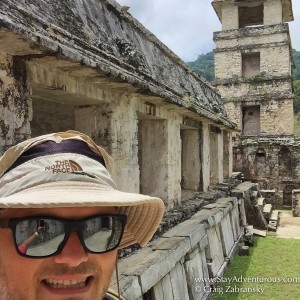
[213,237,300,300]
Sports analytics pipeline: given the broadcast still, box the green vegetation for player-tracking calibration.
[292,49,300,80]
[213,237,300,300]
[187,51,215,82]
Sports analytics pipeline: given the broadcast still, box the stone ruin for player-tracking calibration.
[0,0,298,299]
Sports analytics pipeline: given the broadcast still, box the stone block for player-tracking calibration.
[238,198,247,226]
[184,247,207,300]
[270,210,279,221]
[244,233,254,247]
[162,219,206,249]
[239,245,250,256]
[217,202,233,217]
[253,229,267,237]
[211,210,224,224]
[152,273,173,300]
[203,203,218,209]
[263,203,272,219]
[191,209,215,228]
[170,262,189,300]
[268,220,277,231]
[120,237,191,294]
[219,214,235,256]
[229,204,241,241]
[110,266,143,299]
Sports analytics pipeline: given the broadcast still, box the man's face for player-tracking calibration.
[0,206,118,300]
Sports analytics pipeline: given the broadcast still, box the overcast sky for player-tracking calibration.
[117,0,300,62]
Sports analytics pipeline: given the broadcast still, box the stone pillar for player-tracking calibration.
[0,51,32,154]
[210,127,219,186]
[181,129,201,190]
[218,129,224,184]
[223,130,230,180]
[202,122,210,191]
[109,94,140,194]
[75,93,140,194]
[228,132,233,177]
[138,118,168,202]
[167,115,182,208]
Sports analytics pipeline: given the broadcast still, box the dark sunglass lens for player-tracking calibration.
[82,216,124,252]
[15,218,65,257]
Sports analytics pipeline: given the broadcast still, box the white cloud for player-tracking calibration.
[117,0,299,61]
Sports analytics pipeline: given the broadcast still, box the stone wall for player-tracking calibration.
[223,97,294,134]
[0,50,31,152]
[213,0,292,31]
[213,19,294,135]
[292,190,300,216]
[110,197,244,300]
[0,0,236,210]
[233,136,300,207]
[0,0,236,129]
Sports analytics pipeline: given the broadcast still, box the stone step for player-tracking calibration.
[257,197,265,210]
[270,210,279,222]
[263,203,272,220]
[253,229,267,237]
[260,189,276,195]
[268,220,277,232]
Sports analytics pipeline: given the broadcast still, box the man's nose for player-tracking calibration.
[53,231,88,266]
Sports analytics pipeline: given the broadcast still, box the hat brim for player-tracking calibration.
[0,181,165,248]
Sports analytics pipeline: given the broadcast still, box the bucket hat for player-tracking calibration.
[0,131,165,248]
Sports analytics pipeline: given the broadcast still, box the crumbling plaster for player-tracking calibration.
[0,50,31,151]
[234,137,300,206]
[0,0,236,129]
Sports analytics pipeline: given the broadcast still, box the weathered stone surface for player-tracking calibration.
[239,245,250,256]
[263,204,272,220]
[162,219,206,250]
[169,262,189,300]
[219,213,235,256]
[184,248,208,300]
[253,229,267,237]
[152,274,173,300]
[206,225,224,277]
[0,51,31,152]
[292,190,300,217]
[270,210,279,221]
[0,0,236,129]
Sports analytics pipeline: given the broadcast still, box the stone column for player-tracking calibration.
[181,129,201,190]
[228,132,233,177]
[218,129,224,184]
[202,122,210,191]
[0,51,32,154]
[166,114,182,208]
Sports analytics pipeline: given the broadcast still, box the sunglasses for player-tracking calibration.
[0,214,127,258]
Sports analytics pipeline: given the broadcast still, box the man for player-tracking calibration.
[0,131,165,300]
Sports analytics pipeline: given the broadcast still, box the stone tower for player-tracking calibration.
[212,0,299,209]
[212,0,294,136]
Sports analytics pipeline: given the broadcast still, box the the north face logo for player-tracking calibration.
[45,160,83,174]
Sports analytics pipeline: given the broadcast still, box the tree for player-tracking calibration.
[294,80,300,114]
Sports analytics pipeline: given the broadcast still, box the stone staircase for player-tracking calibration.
[231,181,279,232]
